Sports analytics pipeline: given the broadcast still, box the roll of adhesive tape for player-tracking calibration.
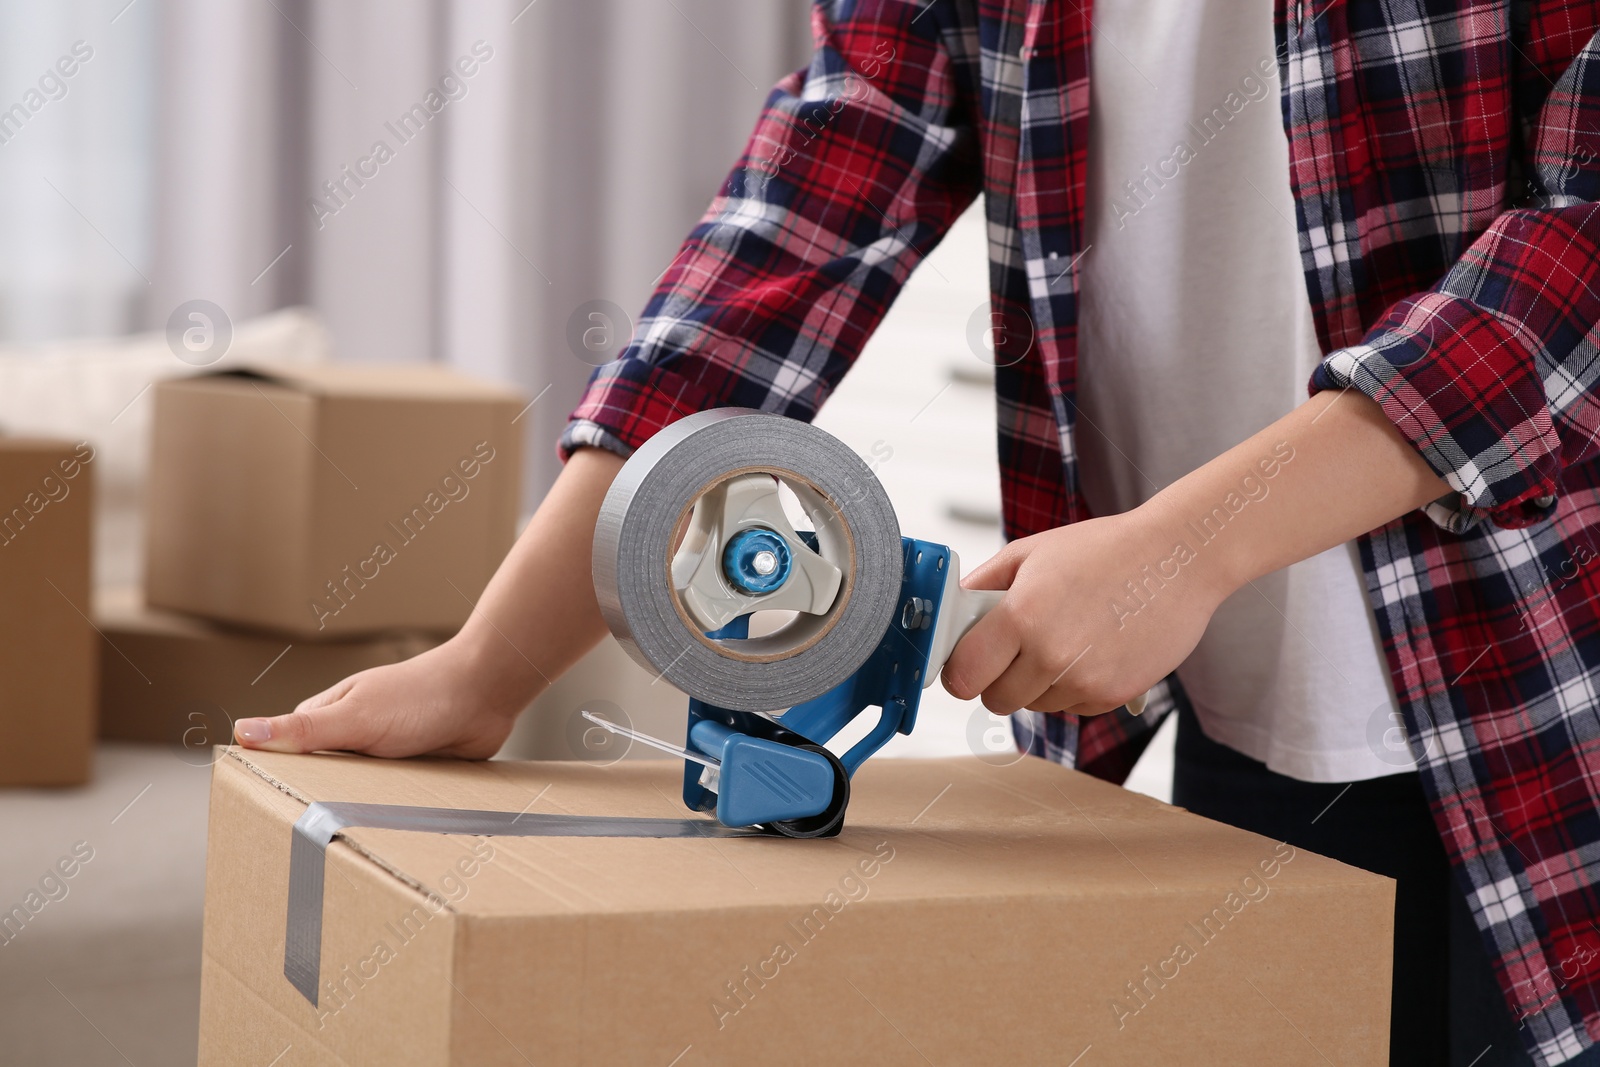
[593,409,901,711]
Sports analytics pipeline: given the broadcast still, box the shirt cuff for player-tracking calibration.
[557,419,636,461]
[557,356,722,463]
[1309,291,1562,533]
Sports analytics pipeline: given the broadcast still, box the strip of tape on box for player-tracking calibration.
[285,800,762,1004]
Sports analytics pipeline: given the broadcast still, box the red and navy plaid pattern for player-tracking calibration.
[562,2,1600,1059]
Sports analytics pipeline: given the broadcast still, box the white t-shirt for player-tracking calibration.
[1075,0,1413,782]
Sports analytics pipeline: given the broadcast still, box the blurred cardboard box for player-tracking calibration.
[95,587,439,751]
[200,749,1392,1065]
[0,439,96,786]
[145,364,523,638]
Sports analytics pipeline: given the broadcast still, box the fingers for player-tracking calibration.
[294,674,357,715]
[946,634,1135,717]
[1024,673,1141,717]
[973,639,1095,715]
[941,605,1022,702]
[943,534,1141,714]
[233,703,370,754]
[961,537,1032,591]
[234,677,368,753]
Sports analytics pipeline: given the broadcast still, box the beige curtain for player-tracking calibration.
[0,0,157,341]
[149,0,811,505]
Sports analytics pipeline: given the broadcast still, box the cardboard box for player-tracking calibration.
[145,364,524,638]
[95,587,439,750]
[200,749,1393,1064]
[0,439,96,786]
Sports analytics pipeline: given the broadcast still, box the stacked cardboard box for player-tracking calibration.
[0,438,97,785]
[145,364,524,636]
[95,587,440,752]
[96,363,524,750]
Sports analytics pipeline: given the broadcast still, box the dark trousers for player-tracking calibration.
[1170,704,1568,1066]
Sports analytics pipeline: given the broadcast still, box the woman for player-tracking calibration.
[234,2,1600,1062]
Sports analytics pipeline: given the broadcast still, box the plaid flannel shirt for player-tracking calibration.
[561,1,1600,1059]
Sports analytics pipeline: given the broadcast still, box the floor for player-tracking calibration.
[0,743,210,1066]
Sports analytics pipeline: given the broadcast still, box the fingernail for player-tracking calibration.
[234,718,273,744]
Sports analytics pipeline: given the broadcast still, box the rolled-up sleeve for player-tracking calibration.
[561,0,981,460]
[1311,30,1600,533]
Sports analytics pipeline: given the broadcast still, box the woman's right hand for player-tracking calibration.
[231,636,535,759]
